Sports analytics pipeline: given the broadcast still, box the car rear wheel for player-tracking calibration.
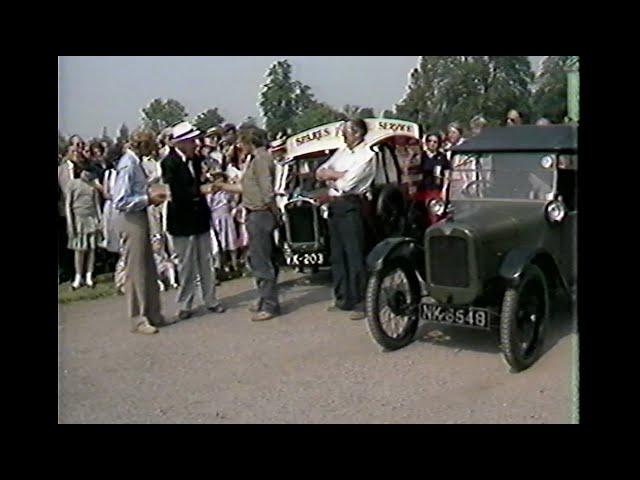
[366,259,420,351]
[500,264,549,373]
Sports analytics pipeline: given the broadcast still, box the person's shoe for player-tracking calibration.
[132,321,158,335]
[327,303,351,312]
[153,315,177,327]
[71,277,83,290]
[349,305,366,321]
[248,301,261,313]
[207,303,226,314]
[251,311,277,322]
[178,310,192,321]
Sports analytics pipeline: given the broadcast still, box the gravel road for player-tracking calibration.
[58,269,577,424]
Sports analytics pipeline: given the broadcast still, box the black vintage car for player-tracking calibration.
[365,125,577,372]
[274,119,421,269]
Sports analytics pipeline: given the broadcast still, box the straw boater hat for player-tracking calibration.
[205,126,223,138]
[269,137,287,152]
[171,121,202,142]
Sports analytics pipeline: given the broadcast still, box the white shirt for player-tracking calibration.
[318,141,376,197]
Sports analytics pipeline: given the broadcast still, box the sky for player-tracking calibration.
[58,56,546,139]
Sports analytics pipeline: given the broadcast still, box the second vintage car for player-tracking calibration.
[274,119,422,269]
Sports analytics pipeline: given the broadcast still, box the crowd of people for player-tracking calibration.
[57,108,554,333]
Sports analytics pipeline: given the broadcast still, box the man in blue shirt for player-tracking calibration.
[112,130,170,334]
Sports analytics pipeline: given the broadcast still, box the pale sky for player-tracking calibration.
[58,56,546,139]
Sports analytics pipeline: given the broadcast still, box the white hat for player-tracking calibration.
[269,138,287,151]
[171,121,201,142]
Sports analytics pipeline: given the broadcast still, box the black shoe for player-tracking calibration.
[207,304,226,314]
[152,315,177,327]
[177,310,192,321]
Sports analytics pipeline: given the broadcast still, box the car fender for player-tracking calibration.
[499,247,560,291]
[366,237,423,273]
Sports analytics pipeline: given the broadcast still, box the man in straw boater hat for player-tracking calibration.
[161,121,226,321]
[111,129,171,334]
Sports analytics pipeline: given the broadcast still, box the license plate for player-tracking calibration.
[419,303,491,330]
[285,253,324,266]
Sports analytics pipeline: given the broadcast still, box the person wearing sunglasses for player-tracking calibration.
[416,133,450,226]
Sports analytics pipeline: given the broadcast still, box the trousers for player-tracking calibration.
[328,197,368,309]
[171,232,218,312]
[116,211,163,328]
[246,210,280,314]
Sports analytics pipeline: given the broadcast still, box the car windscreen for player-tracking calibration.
[449,152,555,201]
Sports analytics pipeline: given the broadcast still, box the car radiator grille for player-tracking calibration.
[429,236,470,288]
[286,203,316,244]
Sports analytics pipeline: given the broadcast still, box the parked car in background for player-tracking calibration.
[274,119,422,269]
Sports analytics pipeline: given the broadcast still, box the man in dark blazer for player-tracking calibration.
[161,122,226,320]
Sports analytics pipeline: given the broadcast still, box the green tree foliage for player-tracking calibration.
[342,105,375,119]
[532,56,570,123]
[292,102,346,132]
[193,108,225,132]
[141,98,188,134]
[100,127,113,148]
[395,56,533,131]
[239,116,259,130]
[259,60,317,137]
[58,130,68,156]
[117,123,130,145]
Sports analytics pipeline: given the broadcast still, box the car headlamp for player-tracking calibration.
[319,203,329,219]
[545,200,566,223]
[541,155,555,169]
[428,198,446,216]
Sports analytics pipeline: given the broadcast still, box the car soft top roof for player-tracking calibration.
[452,125,578,153]
[284,118,420,162]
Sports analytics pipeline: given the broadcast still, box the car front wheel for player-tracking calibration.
[500,264,549,372]
[366,259,420,351]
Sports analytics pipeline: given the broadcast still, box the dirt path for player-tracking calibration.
[58,270,577,423]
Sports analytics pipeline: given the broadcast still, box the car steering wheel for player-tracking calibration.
[461,179,492,198]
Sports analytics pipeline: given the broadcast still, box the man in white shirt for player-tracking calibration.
[316,119,375,320]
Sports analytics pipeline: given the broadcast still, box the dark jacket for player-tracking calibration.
[419,151,450,191]
[161,149,211,237]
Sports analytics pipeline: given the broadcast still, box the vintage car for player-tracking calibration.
[274,119,421,269]
[364,125,577,372]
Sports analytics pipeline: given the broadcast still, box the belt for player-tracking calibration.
[328,194,362,203]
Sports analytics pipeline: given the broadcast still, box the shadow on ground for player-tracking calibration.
[411,300,576,356]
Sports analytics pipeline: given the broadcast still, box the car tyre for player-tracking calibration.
[500,264,549,373]
[366,259,420,351]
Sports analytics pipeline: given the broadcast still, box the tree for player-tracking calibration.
[342,105,375,119]
[395,56,534,131]
[117,123,130,145]
[58,130,68,156]
[532,56,571,123]
[292,102,346,132]
[259,59,316,137]
[141,98,188,134]
[239,116,259,131]
[193,108,225,132]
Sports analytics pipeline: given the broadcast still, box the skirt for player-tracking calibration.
[68,215,102,251]
[211,214,238,252]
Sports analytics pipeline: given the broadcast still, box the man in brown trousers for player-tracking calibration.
[112,130,171,334]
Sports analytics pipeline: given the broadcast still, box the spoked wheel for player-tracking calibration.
[366,259,420,351]
[500,264,550,372]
